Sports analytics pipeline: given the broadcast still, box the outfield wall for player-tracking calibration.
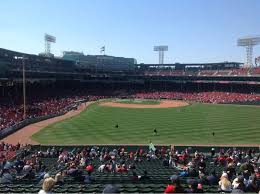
[31,145,259,153]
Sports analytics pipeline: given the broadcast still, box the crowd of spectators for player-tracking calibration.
[0,96,85,131]
[42,146,260,193]
[133,91,260,104]
[0,86,122,132]
[144,68,260,77]
[0,85,131,132]
[1,144,260,193]
[0,142,22,163]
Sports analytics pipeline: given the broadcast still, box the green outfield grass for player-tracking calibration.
[115,99,160,105]
[31,101,260,145]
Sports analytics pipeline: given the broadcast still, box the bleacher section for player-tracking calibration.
[0,145,258,193]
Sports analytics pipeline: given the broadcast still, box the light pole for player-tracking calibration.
[237,36,260,67]
[22,56,26,120]
[154,46,168,64]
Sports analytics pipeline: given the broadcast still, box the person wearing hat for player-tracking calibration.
[218,173,232,193]
[211,148,216,157]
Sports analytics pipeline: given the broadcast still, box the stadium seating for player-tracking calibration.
[198,70,216,76]
[0,144,259,193]
[251,68,260,75]
[133,91,260,104]
[231,68,249,76]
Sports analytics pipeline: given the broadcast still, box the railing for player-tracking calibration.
[31,144,259,153]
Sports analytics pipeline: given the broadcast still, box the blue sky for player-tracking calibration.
[0,0,260,64]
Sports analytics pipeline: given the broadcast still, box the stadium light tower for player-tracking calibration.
[44,33,56,56]
[237,36,260,68]
[255,56,260,67]
[16,56,28,119]
[154,46,168,64]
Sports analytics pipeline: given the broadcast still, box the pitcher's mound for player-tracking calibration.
[99,100,189,108]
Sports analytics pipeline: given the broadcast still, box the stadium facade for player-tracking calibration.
[62,51,137,71]
[0,47,260,94]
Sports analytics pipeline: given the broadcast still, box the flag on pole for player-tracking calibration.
[100,46,105,54]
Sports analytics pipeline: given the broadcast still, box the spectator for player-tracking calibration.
[164,184,176,193]
[246,175,259,192]
[0,166,13,184]
[232,175,246,193]
[185,179,202,193]
[211,148,215,157]
[84,171,94,184]
[38,177,56,194]
[167,175,185,193]
[85,164,94,172]
[98,163,106,172]
[206,170,218,185]
[218,173,232,193]
[54,172,64,185]
[226,162,236,180]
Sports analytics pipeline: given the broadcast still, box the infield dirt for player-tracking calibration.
[99,100,189,108]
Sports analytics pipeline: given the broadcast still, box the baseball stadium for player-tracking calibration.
[1,1,260,193]
[1,46,260,193]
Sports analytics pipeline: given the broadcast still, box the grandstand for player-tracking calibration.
[1,47,260,193]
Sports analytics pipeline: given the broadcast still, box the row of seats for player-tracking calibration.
[0,183,219,193]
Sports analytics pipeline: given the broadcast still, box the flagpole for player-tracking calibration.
[101,46,105,56]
